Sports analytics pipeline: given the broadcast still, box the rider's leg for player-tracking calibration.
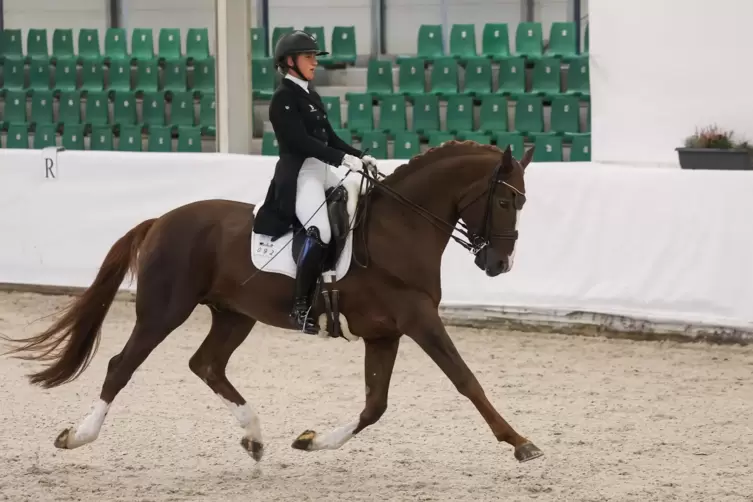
[291,160,331,333]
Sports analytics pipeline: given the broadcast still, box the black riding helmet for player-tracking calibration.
[274,30,329,81]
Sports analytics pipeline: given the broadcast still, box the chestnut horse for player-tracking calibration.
[1,141,542,464]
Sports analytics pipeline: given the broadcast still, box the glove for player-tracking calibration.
[362,154,379,177]
[341,154,364,173]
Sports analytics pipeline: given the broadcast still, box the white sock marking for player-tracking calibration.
[309,420,359,450]
[67,399,110,448]
[219,396,263,445]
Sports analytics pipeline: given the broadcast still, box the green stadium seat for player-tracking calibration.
[445,94,473,135]
[345,93,373,135]
[134,60,159,94]
[250,27,267,58]
[512,94,544,136]
[365,59,393,97]
[58,91,82,128]
[107,59,131,94]
[54,59,78,94]
[429,57,459,96]
[533,135,563,162]
[30,90,54,126]
[569,133,591,161]
[547,22,578,60]
[2,90,27,128]
[158,28,182,63]
[28,59,52,92]
[84,91,109,128]
[478,95,509,134]
[459,132,491,144]
[6,124,29,148]
[412,94,440,134]
[321,96,342,128]
[142,91,167,129]
[515,22,543,60]
[113,91,138,128]
[494,132,525,156]
[177,127,202,152]
[192,56,215,97]
[81,60,105,92]
[251,58,275,99]
[271,27,294,53]
[397,57,426,97]
[583,24,589,55]
[416,25,444,60]
[33,123,57,148]
[131,28,155,61]
[52,29,75,63]
[331,128,352,144]
[199,93,216,135]
[105,28,129,63]
[27,29,49,62]
[169,91,195,131]
[331,26,357,65]
[428,131,454,146]
[530,57,561,97]
[61,124,85,150]
[261,131,279,155]
[148,125,173,152]
[2,60,25,92]
[377,94,406,135]
[549,95,581,138]
[495,57,525,97]
[564,57,590,99]
[118,125,143,151]
[91,125,113,150]
[1,29,23,62]
[463,57,491,97]
[393,131,420,159]
[482,23,511,60]
[302,27,333,65]
[162,60,187,94]
[360,130,388,159]
[186,28,210,62]
[449,24,477,61]
[78,29,102,64]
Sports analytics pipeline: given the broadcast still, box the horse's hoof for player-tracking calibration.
[241,437,265,462]
[54,428,72,449]
[291,430,316,451]
[514,442,544,462]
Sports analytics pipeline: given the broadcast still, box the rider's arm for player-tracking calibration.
[269,92,347,167]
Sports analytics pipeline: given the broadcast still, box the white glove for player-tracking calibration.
[341,154,364,173]
[362,154,379,177]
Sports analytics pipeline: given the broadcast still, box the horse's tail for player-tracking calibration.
[0,218,157,389]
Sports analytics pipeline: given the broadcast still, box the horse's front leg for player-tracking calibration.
[292,336,400,451]
[398,294,543,463]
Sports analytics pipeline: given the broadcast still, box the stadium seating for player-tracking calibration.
[0,21,589,159]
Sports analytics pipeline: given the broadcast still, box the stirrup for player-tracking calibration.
[290,299,319,335]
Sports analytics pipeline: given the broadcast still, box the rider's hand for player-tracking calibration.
[362,155,379,177]
[341,154,364,173]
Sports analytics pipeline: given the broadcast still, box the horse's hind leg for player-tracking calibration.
[188,308,263,461]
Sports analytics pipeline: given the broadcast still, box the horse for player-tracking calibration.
[0,140,542,465]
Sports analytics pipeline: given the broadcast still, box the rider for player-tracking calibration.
[253,30,378,334]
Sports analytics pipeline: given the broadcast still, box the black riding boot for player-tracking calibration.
[290,227,327,334]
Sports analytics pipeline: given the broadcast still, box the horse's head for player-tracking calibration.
[457,145,533,277]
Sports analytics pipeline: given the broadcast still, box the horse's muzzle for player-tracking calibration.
[474,247,509,277]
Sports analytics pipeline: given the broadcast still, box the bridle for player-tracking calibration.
[352,159,525,267]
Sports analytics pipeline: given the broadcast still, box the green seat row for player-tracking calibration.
[0,27,212,64]
[0,57,215,97]
[2,123,203,152]
[251,26,356,65]
[0,90,216,137]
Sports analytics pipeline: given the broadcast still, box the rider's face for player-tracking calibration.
[290,52,318,80]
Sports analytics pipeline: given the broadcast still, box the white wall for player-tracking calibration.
[589,0,753,165]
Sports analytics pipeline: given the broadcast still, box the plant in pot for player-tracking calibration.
[676,125,753,171]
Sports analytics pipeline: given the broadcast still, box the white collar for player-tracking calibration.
[285,73,309,93]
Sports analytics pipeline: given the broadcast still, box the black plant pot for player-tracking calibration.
[676,148,752,171]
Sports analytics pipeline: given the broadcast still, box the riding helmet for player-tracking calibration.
[273,30,329,72]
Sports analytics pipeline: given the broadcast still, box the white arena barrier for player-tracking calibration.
[1,148,752,341]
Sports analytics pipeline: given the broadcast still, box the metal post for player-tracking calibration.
[574,0,582,54]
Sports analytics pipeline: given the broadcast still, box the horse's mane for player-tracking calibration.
[380,140,504,187]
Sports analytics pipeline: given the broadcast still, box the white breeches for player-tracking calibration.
[295,157,343,245]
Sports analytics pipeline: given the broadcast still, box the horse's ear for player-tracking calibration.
[520,146,535,170]
[502,145,514,172]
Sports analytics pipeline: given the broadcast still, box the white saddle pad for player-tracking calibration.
[250,176,363,281]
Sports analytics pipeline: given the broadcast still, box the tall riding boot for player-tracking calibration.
[290,227,327,334]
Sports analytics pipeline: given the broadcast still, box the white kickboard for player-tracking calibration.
[250,177,362,281]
